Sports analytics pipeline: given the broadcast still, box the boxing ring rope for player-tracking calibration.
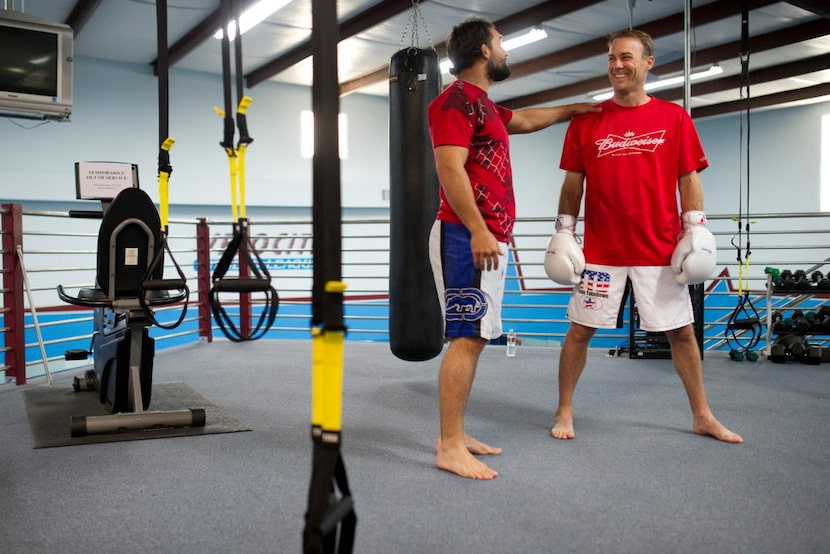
[2,206,828,384]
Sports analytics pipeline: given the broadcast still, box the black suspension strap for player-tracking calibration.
[209,0,278,342]
[303,2,356,553]
[725,0,761,359]
[139,0,189,330]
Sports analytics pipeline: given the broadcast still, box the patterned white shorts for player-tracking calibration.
[566,264,694,332]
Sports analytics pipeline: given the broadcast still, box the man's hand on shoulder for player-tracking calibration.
[569,103,602,117]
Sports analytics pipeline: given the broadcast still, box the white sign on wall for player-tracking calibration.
[74,161,139,200]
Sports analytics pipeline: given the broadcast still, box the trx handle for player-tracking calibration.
[303,442,357,554]
[209,219,279,342]
[140,234,190,329]
[212,278,273,293]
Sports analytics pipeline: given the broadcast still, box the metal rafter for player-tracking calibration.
[64,0,103,35]
[501,18,830,110]
[340,0,605,95]
[246,0,423,88]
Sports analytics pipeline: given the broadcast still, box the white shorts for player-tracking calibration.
[429,220,507,341]
[566,264,694,332]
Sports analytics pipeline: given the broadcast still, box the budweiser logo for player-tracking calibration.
[595,130,666,157]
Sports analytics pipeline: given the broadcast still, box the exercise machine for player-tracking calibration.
[58,169,204,437]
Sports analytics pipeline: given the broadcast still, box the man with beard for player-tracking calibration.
[427,17,599,479]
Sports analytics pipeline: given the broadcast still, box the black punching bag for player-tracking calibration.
[388,47,443,361]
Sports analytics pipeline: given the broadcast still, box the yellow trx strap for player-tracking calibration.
[214,96,252,222]
[236,96,252,220]
[158,137,175,230]
[311,281,348,435]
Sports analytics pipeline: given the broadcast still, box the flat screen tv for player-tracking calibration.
[0,9,73,121]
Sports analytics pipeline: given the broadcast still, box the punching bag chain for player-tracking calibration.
[399,0,434,50]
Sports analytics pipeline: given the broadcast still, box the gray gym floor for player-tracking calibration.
[1,340,827,553]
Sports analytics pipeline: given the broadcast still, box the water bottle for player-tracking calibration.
[506,329,517,357]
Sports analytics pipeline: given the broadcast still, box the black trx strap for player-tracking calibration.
[303,2,356,553]
[209,0,278,342]
[139,0,189,331]
[725,0,761,359]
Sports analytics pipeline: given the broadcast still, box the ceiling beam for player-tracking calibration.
[692,82,830,118]
[782,0,830,19]
[340,0,605,95]
[653,18,829,75]
[506,0,778,81]
[501,18,829,109]
[246,0,421,88]
[64,0,103,35]
[652,53,830,100]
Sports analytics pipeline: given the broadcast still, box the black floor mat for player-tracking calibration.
[22,382,250,448]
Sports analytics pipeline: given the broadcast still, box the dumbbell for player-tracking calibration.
[775,334,808,361]
[771,311,791,333]
[791,310,812,333]
[779,269,797,290]
[764,267,783,287]
[817,307,830,331]
[795,270,812,290]
[769,343,788,363]
[729,349,744,362]
[805,345,823,365]
[812,271,830,290]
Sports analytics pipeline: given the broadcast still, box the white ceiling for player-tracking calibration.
[5,0,830,117]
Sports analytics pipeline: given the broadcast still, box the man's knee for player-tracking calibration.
[664,324,696,345]
[566,322,596,345]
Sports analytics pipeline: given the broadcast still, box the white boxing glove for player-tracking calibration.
[544,214,585,285]
[671,210,717,285]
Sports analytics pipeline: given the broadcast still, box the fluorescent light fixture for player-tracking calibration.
[503,27,548,50]
[591,64,724,101]
[440,27,548,74]
[213,0,291,40]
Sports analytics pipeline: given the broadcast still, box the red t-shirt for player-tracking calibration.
[560,97,709,265]
[428,80,515,242]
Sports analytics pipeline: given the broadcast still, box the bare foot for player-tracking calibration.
[435,442,499,479]
[435,434,502,456]
[550,409,575,440]
[693,414,743,443]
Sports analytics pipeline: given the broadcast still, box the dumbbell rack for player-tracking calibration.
[763,272,830,361]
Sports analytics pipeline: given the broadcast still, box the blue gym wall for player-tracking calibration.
[1,55,829,218]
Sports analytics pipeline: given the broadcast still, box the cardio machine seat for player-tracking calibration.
[57,187,187,309]
[58,284,186,307]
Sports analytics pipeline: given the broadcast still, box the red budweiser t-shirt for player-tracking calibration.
[428,80,515,242]
[560,97,709,265]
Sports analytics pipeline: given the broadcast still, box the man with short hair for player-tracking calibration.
[546,29,742,444]
[428,17,599,479]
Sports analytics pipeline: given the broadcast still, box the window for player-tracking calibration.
[301,110,348,160]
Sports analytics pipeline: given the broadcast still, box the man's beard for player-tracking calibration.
[488,58,511,82]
